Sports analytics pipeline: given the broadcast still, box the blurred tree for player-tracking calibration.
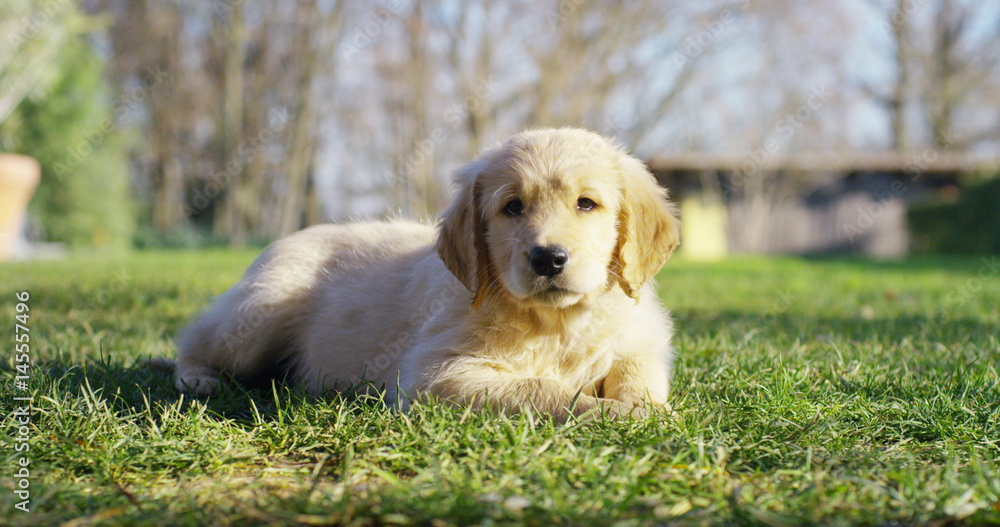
[0,1,133,248]
[97,0,193,236]
[51,0,999,247]
[92,0,343,244]
[860,0,916,151]
[346,0,713,218]
[920,0,1000,150]
[0,0,81,125]
[863,0,1000,151]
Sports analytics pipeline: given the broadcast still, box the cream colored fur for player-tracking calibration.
[173,127,681,419]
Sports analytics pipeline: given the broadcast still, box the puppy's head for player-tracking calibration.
[437,128,680,309]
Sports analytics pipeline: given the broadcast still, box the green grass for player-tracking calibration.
[1,251,999,526]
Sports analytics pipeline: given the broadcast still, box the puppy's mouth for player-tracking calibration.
[504,265,590,307]
[528,283,585,306]
[536,285,571,297]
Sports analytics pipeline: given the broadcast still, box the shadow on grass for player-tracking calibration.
[3,354,385,429]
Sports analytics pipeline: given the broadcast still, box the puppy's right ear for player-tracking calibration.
[610,154,681,299]
[436,157,493,306]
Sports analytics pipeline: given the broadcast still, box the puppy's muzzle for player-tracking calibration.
[529,245,569,277]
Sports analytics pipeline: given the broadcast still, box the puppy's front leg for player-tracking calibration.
[418,359,619,420]
[601,353,671,413]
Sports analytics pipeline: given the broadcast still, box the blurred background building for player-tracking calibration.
[1,0,998,259]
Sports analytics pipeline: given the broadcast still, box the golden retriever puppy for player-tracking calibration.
[172,127,680,419]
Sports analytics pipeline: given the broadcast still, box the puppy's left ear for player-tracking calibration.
[436,157,495,308]
[610,154,681,299]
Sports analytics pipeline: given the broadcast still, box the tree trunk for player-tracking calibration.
[215,1,247,242]
[277,0,321,236]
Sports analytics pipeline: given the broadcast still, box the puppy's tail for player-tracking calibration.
[147,357,176,373]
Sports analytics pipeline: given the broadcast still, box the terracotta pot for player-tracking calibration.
[0,154,41,261]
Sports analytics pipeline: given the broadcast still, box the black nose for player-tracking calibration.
[529,246,569,277]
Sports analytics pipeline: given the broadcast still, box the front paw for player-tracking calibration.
[598,398,648,419]
[571,397,648,420]
[175,371,220,396]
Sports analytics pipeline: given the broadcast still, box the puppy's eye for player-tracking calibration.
[576,197,597,211]
[503,199,525,217]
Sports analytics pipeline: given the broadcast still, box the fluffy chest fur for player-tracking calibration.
[460,294,632,392]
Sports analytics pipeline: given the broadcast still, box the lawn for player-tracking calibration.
[1,251,999,526]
